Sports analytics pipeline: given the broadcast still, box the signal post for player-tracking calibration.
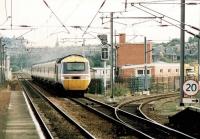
[101,45,109,93]
[98,34,109,94]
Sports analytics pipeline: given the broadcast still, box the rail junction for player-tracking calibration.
[15,73,197,139]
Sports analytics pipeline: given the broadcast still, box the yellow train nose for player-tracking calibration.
[62,79,90,90]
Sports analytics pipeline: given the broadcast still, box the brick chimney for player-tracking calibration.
[119,33,126,44]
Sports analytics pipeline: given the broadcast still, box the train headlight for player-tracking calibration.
[61,77,65,80]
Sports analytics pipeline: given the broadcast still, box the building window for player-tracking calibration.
[137,70,143,75]
[160,69,163,73]
[147,70,150,74]
[168,69,171,72]
[176,69,179,72]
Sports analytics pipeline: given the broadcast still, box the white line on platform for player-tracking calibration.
[23,91,45,139]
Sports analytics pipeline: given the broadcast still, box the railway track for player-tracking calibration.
[17,75,95,139]
[71,96,196,139]
[17,73,196,138]
[116,93,179,118]
[138,94,179,121]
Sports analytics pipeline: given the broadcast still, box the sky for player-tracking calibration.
[0,0,200,47]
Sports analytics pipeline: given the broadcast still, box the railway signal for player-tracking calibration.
[97,34,108,45]
[101,46,109,61]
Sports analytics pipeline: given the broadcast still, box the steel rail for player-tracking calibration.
[80,96,196,139]
[114,94,197,139]
[17,76,54,139]
[19,77,95,139]
[69,97,155,139]
[137,95,179,120]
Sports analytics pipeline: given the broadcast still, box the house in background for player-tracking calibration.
[120,62,180,78]
[116,33,182,78]
[117,33,152,67]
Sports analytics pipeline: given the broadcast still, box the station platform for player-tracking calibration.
[4,91,42,139]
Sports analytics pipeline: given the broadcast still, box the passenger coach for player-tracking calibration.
[31,54,91,95]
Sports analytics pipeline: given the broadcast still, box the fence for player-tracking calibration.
[89,76,197,94]
[115,76,181,93]
[88,79,104,94]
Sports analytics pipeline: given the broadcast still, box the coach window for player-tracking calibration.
[137,70,143,75]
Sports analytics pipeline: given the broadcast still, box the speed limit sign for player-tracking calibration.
[183,80,199,96]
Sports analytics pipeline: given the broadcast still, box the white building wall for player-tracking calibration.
[91,66,114,81]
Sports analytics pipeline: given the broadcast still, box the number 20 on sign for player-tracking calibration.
[183,80,199,96]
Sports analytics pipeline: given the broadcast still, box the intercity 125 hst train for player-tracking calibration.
[31,54,91,95]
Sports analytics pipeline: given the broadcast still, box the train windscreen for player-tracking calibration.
[62,62,85,73]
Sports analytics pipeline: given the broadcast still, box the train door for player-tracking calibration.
[55,64,58,82]
[57,64,62,83]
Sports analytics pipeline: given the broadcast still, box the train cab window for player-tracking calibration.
[63,62,85,73]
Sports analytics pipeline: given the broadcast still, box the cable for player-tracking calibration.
[132,5,200,39]
[49,0,82,37]
[11,0,12,29]
[82,0,107,37]
[125,0,128,11]
[129,0,200,4]
[0,17,9,26]
[139,4,200,31]
[4,0,7,18]
[16,29,34,39]
[42,0,70,33]
[63,0,82,23]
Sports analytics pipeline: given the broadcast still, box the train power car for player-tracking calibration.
[31,54,91,95]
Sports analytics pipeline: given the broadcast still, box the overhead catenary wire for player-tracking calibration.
[42,0,70,34]
[130,0,199,3]
[11,0,12,29]
[0,17,9,26]
[132,4,200,39]
[129,1,200,5]
[16,29,35,39]
[47,0,81,37]
[82,0,107,37]
[4,0,7,18]
[139,4,200,31]
[125,0,128,11]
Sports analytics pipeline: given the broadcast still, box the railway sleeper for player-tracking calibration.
[115,125,135,136]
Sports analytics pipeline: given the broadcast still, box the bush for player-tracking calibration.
[107,83,130,97]
[88,79,104,94]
